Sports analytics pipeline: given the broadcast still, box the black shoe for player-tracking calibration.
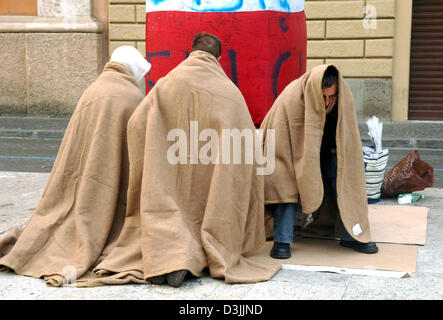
[270,242,291,259]
[148,274,166,285]
[340,240,379,254]
[166,270,187,288]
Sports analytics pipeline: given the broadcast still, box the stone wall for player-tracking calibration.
[0,0,106,117]
[1,0,400,119]
[305,0,395,120]
[306,0,395,73]
[108,0,146,57]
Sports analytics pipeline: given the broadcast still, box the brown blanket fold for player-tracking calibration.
[260,64,372,243]
[90,50,280,285]
[0,62,144,286]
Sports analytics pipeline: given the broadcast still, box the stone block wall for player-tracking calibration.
[108,0,146,57]
[305,0,395,75]
[305,0,396,120]
[0,29,104,116]
[0,0,107,117]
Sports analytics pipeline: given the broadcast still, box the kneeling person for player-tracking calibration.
[0,46,151,285]
[92,33,280,288]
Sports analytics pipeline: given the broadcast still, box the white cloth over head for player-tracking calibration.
[110,46,151,83]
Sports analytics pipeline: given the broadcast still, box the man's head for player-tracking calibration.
[191,32,222,60]
[321,65,338,113]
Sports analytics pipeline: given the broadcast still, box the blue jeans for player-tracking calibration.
[273,154,354,243]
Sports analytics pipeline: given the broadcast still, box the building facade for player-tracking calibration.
[108,0,408,122]
[0,0,107,116]
[1,0,442,122]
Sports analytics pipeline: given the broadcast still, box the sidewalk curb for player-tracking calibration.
[1,117,443,149]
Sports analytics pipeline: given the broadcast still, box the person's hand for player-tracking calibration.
[325,95,337,114]
[328,96,337,110]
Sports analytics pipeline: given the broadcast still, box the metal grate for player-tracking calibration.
[409,0,443,120]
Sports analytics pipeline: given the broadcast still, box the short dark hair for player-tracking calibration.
[322,65,338,88]
[191,32,222,59]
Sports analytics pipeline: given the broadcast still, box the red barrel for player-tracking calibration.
[145,0,307,126]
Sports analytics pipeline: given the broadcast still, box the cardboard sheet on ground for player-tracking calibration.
[296,205,429,245]
[249,205,429,277]
[249,238,418,275]
[368,205,428,245]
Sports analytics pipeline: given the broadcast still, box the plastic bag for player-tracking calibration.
[366,116,383,154]
[381,150,434,197]
[363,116,389,203]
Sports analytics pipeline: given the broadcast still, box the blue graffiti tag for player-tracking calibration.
[272,51,291,98]
[260,0,292,11]
[279,17,289,32]
[228,49,239,87]
[147,50,171,88]
[148,0,168,5]
[190,0,244,12]
[146,1,294,12]
[278,0,291,12]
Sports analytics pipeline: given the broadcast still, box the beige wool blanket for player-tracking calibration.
[80,50,280,286]
[260,64,372,243]
[0,62,145,286]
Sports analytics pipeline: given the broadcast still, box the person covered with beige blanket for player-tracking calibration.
[260,64,379,259]
[89,32,280,288]
[0,46,151,286]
